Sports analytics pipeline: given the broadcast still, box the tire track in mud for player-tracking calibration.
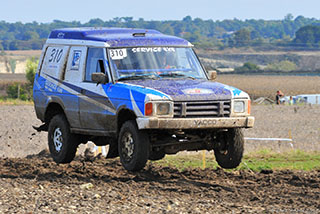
[0,150,319,213]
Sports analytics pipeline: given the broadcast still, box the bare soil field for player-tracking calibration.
[4,50,42,57]
[0,73,27,82]
[0,50,41,74]
[0,50,41,63]
[196,48,320,71]
[0,152,319,213]
[0,105,320,213]
[217,74,320,100]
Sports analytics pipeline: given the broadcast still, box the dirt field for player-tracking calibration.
[244,104,320,152]
[196,48,320,71]
[0,104,320,213]
[0,73,26,82]
[217,74,320,100]
[0,152,319,213]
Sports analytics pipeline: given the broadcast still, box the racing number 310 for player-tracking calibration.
[109,49,127,60]
[49,48,63,63]
[110,49,124,58]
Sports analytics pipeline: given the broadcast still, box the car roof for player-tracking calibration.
[48,27,192,47]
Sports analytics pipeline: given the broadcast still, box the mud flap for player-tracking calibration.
[32,123,48,132]
[106,140,119,158]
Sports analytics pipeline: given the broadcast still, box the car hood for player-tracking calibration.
[123,79,246,101]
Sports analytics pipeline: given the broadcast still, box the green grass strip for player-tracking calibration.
[154,150,320,172]
[0,98,33,105]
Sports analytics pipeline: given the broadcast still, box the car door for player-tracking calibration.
[78,47,116,132]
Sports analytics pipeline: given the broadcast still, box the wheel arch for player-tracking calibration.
[117,107,137,133]
[44,101,68,126]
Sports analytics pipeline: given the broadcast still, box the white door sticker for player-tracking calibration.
[71,50,82,70]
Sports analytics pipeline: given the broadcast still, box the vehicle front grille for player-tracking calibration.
[173,101,231,118]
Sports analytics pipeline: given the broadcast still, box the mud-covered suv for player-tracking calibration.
[33,28,254,171]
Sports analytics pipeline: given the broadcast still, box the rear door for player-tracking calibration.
[63,46,87,128]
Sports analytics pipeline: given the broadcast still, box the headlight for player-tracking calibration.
[157,103,170,115]
[233,101,245,113]
[145,102,173,117]
[231,99,251,116]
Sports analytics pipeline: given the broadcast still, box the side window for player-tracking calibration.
[85,48,106,81]
[176,48,190,69]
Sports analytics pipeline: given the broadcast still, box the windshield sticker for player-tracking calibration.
[132,47,175,53]
[109,49,127,60]
[71,50,81,70]
[182,88,214,94]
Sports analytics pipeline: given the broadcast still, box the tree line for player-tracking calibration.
[1,14,320,50]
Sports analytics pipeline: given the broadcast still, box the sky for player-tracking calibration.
[2,0,320,23]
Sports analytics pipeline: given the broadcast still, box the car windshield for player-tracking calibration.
[108,47,207,81]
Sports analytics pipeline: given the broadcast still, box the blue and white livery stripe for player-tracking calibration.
[40,73,117,114]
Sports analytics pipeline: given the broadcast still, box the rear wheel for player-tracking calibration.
[214,128,244,169]
[48,114,78,163]
[118,120,150,171]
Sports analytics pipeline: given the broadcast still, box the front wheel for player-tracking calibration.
[48,114,78,164]
[118,121,150,171]
[214,128,244,169]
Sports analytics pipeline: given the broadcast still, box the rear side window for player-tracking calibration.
[85,48,105,81]
[41,46,70,80]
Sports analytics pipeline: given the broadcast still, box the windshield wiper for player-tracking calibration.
[117,74,159,81]
[159,72,196,80]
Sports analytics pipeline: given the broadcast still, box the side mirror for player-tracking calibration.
[208,70,217,81]
[92,73,109,85]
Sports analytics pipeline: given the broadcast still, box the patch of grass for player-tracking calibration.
[242,150,320,171]
[154,150,320,171]
[0,97,33,105]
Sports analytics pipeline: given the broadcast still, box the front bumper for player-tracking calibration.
[136,116,255,130]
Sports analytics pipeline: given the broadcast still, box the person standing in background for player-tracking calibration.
[276,90,284,105]
[289,96,294,105]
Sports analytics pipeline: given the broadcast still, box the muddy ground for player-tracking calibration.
[0,151,319,213]
[0,104,320,213]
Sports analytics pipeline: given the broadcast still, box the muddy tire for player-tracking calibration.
[214,128,244,169]
[48,114,78,164]
[118,120,149,171]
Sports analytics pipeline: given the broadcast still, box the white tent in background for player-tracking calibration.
[296,94,320,105]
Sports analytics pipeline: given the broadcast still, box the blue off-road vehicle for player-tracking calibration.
[33,28,254,171]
